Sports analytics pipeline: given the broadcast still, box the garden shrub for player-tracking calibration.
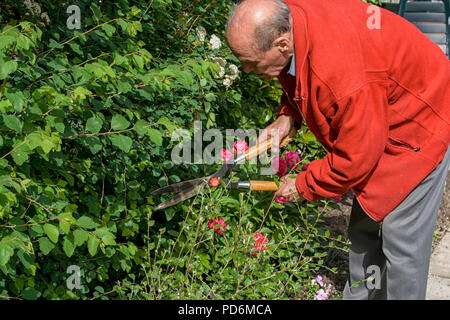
[0,0,364,300]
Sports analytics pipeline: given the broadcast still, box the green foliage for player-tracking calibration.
[0,0,348,300]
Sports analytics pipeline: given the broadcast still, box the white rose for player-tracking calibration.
[211,57,227,78]
[196,26,207,42]
[41,12,50,25]
[223,76,233,88]
[219,67,225,78]
[209,35,222,50]
[229,64,239,80]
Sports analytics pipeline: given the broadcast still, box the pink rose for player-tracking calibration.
[271,156,287,177]
[285,151,301,170]
[220,149,233,162]
[332,195,343,201]
[275,197,287,205]
[208,217,226,235]
[233,140,248,155]
[249,232,269,255]
[302,163,310,171]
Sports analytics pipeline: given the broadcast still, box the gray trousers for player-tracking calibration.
[343,146,450,300]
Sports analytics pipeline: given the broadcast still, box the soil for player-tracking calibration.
[318,171,450,299]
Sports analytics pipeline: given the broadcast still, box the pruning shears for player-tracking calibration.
[151,127,298,211]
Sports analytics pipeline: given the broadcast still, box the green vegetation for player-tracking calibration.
[0,0,368,300]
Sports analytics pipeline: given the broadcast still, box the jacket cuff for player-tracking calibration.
[295,171,322,202]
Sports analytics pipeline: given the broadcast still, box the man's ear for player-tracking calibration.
[274,34,291,53]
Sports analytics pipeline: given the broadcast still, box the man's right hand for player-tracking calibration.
[256,114,295,153]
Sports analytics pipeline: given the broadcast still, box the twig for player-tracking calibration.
[0,140,28,161]
[0,295,22,300]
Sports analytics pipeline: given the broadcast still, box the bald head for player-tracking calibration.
[226,0,294,80]
[226,0,292,52]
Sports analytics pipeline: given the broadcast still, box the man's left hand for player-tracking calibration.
[274,175,303,203]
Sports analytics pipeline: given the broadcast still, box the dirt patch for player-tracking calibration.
[319,171,450,298]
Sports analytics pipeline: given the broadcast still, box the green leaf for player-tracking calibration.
[101,23,116,37]
[11,146,29,166]
[87,235,100,256]
[39,237,55,255]
[5,91,25,113]
[94,227,116,246]
[59,219,71,234]
[147,128,162,146]
[49,39,63,49]
[132,55,144,70]
[27,132,43,150]
[69,42,84,56]
[205,93,216,102]
[101,234,116,246]
[86,117,103,134]
[76,216,99,229]
[43,223,59,243]
[21,287,41,300]
[117,80,132,93]
[157,116,177,134]
[109,134,133,153]
[72,86,92,100]
[3,114,23,133]
[0,59,18,80]
[0,35,16,50]
[165,208,175,222]
[73,229,89,246]
[111,114,130,131]
[17,249,33,269]
[40,138,54,154]
[83,136,103,154]
[17,34,32,50]
[63,237,75,257]
[0,243,14,265]
[133,119,148,136]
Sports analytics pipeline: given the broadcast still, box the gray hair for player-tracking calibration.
[227,0,292,52]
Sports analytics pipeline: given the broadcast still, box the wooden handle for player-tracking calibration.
[249,180,282,191]
[244,127,297,161]
[280,126,298,148]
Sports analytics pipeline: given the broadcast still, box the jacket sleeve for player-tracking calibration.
[295,84,389,200]
[277,91,303,127]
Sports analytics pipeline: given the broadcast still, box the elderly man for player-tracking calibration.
[226,0,449,300]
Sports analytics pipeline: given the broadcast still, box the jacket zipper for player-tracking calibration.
[388,137,420,152]
[281,87,306,121]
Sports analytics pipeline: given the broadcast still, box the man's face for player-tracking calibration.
[228,34,292,81]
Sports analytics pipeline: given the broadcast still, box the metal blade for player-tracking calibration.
[153,181,207,211]
[151,175,212,195]
[211,160,236,180]
[152,158,239,211]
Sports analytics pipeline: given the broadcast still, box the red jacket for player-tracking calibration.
[278,0,450,221]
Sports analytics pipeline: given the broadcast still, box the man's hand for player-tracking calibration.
[256,114,295,154]
[274,174,303,203]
